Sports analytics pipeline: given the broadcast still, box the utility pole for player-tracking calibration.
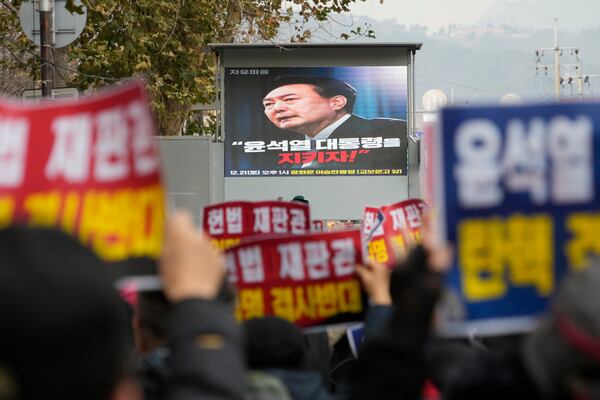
[535,19,578,100]
[536,19,599,100]
[552,19,560,100]
[39,0,53,98]
[19,0,87,101]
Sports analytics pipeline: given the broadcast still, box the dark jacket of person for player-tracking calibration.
[266,368,330,400]
[244,316,331,400]
[138,347,170,400]
[343,247,448,400]
[438,260,600,399]
[328,305,393,396]
[167,299,245,400]
[439,341,543,400]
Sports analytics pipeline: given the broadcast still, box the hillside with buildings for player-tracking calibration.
[307,11,600,104]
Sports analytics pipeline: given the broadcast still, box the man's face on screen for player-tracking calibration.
[262,83,346,137]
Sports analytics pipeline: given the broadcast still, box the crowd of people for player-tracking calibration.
[1,209,599,400]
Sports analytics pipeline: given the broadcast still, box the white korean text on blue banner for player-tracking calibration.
[434,103,599,336]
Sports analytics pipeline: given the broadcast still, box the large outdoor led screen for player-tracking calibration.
[224,66,408,177]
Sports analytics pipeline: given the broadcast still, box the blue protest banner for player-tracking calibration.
[433,102,600,336]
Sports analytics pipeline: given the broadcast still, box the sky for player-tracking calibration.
[348,0,497,30]
[348,0,600,31]
[342,0,600,102]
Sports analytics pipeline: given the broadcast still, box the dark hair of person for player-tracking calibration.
[268,75,358,113]
[243,316,306,370]
[137,290,171,343]
[0,225,130,400]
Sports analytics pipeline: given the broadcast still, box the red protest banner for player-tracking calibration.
[364,199,428,267]
[363,206,385,239]
[203,200,310,250]
[363,206,389,265]
[226,229,365,327]
[383,198,428,242]
[0,82,164,263]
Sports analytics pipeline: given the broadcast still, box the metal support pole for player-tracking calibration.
[576,66,584,100]
[553,19,561,100]
[39,0,53,98]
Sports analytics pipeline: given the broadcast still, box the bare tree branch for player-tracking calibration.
[1,0,18,15]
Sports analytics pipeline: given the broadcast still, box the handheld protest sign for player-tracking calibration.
[203,200,310,250]
[363,199,428,267]
[362,206,388,264]
[362,206,385,241]
[381,199,428,256]
[434,103,600,336]
[225,229,365,328]
[0,82,165,279]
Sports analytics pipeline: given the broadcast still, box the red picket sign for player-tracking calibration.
[225,229,365,328]
[382,198,429,244]
[362,206,385,239]
[363,199,428,267]
[203,200,310,250]
[0,82,164,264]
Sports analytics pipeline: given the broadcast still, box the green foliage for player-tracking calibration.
[69,0,217,135]
[2,0,375,135]
[0,0,39,95]
[182,110,219,138]
[65,0,85,15]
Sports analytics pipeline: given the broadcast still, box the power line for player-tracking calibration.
[416,73,499,95]
[535,18,599,100]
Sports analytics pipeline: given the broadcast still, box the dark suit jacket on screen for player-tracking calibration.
[318,114,408,172]
[330,114,406,139]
